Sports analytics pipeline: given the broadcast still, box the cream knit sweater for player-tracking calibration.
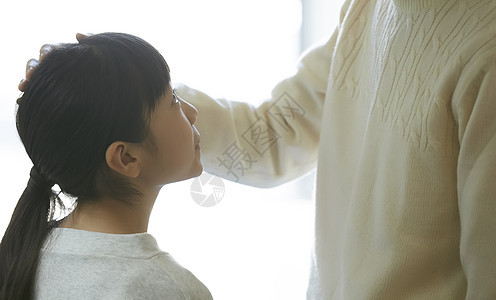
[176,0,496,298]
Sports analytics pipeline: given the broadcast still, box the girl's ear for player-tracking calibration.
[105,142,141,178]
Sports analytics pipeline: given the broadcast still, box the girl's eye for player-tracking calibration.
[172,89,180,105]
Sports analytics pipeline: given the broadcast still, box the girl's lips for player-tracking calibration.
[193,126,200,148]
[194,133,200,150]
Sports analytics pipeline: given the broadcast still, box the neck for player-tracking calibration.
[60,188,160,234]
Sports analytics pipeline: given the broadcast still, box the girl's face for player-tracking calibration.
[141,85,202,186]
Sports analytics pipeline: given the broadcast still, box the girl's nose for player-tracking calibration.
[180,98,198,125]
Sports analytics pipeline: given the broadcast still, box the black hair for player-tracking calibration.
[0,32,170,299]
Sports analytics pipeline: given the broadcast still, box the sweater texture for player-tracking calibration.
[176,0,496,298]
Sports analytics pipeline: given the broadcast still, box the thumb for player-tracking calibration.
[76,33,92,42]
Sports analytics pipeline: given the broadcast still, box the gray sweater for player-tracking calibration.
[34,228,212,299]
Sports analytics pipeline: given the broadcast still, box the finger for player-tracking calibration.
[39,43,63,60]
[26,59,39,80]
[18,79,27,92]
[76,33,92,42]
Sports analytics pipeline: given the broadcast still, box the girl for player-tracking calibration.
[0,33,212,299]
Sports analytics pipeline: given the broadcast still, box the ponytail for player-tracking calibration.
[0,167,57,299]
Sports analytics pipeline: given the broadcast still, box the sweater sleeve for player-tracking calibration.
[453,53,496,298]
[175,33,338,187]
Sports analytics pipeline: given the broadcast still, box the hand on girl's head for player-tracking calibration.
[18,33,91,93]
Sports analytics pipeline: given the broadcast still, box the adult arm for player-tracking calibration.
[176,33,337,188]
[453,49,496,298]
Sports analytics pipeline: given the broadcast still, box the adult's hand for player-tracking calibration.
[18,33,90,93]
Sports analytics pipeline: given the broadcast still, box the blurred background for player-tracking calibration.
[0,0,342,299]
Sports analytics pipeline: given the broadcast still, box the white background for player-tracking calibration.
[0,1,341,299]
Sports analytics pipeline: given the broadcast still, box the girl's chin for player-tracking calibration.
[194,165,204,177]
